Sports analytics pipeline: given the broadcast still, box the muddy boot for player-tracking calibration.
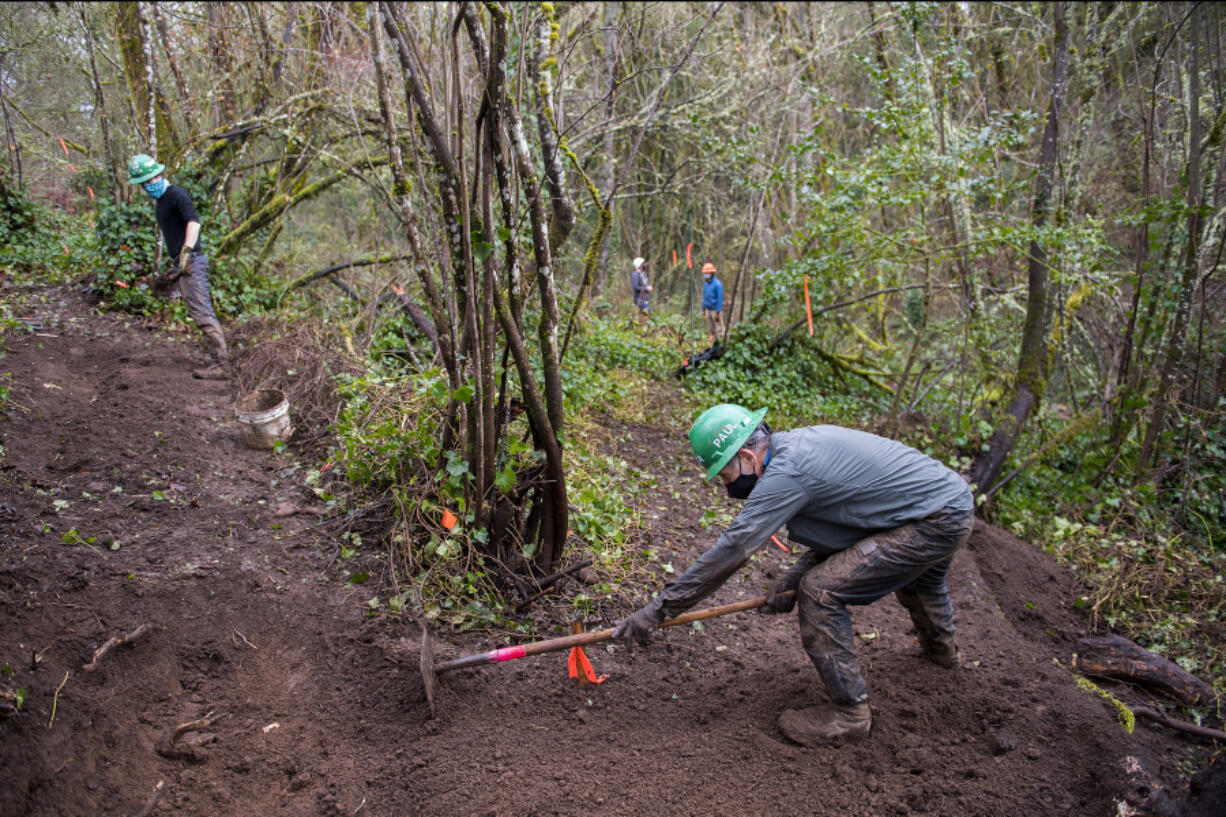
[778,702,871,746]
[191,362,230,380]
[193,327,231,380]
[922,641,961,669]
[896,587,959,668]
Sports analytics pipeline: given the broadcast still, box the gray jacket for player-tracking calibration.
[656,425,973,616]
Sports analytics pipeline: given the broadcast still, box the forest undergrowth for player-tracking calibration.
[2,0,1223,703]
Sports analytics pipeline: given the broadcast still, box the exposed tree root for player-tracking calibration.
[82,624,153,672]
[1132,706,1226,742]
[133,780,164,817]
[155,710,226,763]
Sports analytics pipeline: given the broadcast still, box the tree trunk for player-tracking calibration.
[530,6,575,253]
[152,2,197,135]
[367,4,456,384]
[206,3,237,127]
[1136,7,1203,478]
[970,1,1069,494]
[592,2,620,299]
[79,7,122,202]
[114,2,154,150]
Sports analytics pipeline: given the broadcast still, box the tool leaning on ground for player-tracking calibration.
[419,590,794,717]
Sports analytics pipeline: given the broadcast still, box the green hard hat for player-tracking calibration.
[689,404,768,481]
[128,154,165,185]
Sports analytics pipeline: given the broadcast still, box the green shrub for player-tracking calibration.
[0,175,90,279]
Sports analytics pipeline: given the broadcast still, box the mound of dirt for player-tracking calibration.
[0,287,1214,817]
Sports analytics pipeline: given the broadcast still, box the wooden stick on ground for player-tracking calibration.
[514,558,594,612]
[83,624,153,672]
[1132,706,1226,742]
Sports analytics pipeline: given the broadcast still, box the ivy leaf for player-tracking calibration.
[452,384,475,403]
[445,454,471,478]
[496,226,513,242]
[468,239,492,261]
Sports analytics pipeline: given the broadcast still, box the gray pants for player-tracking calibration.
[178,252,227,362]
[796,508,973,704]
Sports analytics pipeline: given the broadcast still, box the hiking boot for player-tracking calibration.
[922,642,961,669]
[191,363,230,380]
[778,702,871,746]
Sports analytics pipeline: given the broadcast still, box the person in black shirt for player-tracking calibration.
[128,154,229,379]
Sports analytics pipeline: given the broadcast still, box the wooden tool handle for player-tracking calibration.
[524,593,769,656]
[433,593,784,675]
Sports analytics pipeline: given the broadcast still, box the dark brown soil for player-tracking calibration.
[0,287,1218,817]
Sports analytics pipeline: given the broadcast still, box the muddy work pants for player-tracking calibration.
[178,252,227,363]
[796,508,973,704]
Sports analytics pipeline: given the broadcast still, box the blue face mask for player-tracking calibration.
[142,178,168,199]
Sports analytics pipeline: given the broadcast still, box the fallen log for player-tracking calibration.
[1073,635,1218,708]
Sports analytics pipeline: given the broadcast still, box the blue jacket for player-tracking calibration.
[702,275,724,311]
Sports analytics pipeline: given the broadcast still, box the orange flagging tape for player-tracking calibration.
[86,186,95,199]
[59,136,69,157]
[672,249,677,266]
[567,646,608,684]
[441,509,458,530]
[771,534,790,553]
[804,275,814,336]
[686,243,693,269]
[115,281,129,289]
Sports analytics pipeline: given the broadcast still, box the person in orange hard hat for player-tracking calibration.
[701,262,724,345]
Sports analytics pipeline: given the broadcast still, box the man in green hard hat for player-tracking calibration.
[128,154,229,380]
[612,404,973,745]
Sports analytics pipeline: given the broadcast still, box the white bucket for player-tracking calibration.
[235,388,293,450]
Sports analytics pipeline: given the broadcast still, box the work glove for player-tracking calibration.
[612,597,666,651]
[177,246,194,276]
[762,578,798,614]
[761,551,817,614]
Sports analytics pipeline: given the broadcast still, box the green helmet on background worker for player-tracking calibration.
[689,404,768,481]
[127,154,165,185]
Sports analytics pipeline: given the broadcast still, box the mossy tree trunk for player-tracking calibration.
[970,1,1069,495]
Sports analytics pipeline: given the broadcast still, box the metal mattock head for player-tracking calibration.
[420,624,436,719]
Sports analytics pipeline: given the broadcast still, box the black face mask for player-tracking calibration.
[725,458,758,499]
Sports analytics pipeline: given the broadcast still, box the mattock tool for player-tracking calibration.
[420,591,793,717]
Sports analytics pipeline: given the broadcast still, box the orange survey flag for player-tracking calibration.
[567,646,608,685]
[804,275,814,336]
[441,509,458,530]
[685,243,693,269]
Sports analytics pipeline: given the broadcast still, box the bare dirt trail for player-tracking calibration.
[0,286,1217,817]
